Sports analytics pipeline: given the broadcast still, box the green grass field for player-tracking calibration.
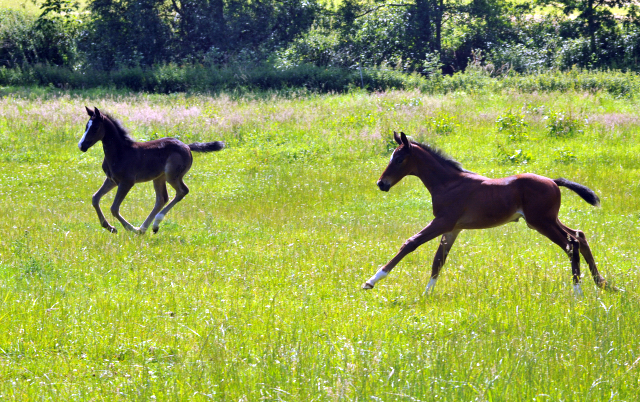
[0,88,639,400]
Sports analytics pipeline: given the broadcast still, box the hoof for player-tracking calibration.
[152,227,159,234]
[362,282,374,290]
[597,279,620,292]
[108,227,117,234]
[606,284,621,292]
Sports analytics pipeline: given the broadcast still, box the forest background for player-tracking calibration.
[3,0,640,92]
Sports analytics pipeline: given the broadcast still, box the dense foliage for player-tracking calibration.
[0,7,78,68]
[84,0,319,69]
[1,0,640,90]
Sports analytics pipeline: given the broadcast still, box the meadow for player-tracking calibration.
[0,87,639,400]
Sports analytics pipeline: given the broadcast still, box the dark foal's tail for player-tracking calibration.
[554,178,600,207]
[188,141,225,153]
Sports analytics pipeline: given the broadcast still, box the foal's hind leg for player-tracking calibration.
[528,219,583,296]
[152,177,189,233]
[139,179,169,234]
[425,231,460,295]
[92,178,118,233]
[560,224,612,290]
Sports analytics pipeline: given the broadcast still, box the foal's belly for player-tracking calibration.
[456,210,524,230]
[453,195,525,229]
[103,161,166,184]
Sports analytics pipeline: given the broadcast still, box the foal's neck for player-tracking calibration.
[413,146,464,194]
[101,118,133,159]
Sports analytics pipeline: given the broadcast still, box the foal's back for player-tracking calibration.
[450,173,561,230]
[126,138,193,183]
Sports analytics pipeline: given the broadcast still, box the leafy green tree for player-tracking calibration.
[333,0,462,70]
[84,0,319,68]
[36,0,83,66]
[86,0,171,69]
[537,0,633,56]
[167,0,225,59]
[0,9,41,67]
[0,1,81,68]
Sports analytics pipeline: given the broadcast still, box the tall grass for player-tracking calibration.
[0,89,639,400]
[2,64,640,97]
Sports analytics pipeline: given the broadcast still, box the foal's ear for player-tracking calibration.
[85,106,94,117]
[94,107,103,119]
[393,131,402,145]
[400,132,410,148]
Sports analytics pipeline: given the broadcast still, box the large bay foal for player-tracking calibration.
[363,132,615,296]
[78,107,224,234]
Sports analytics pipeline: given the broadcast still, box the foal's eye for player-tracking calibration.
[396,157,404,164]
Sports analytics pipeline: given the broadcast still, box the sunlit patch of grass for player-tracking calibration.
[0,0,42,14]
[0,89,638,399]
[1,0,89,13]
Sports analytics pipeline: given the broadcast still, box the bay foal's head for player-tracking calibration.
[377,131,415,192]
[78,106,107,152]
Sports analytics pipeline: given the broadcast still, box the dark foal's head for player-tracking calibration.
[377,132,416,192]
[78,106,107,152]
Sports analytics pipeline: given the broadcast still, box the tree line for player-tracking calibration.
[2,0,640,77]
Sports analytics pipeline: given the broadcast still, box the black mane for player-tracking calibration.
[104,113,136,144]
[411,141,468,172]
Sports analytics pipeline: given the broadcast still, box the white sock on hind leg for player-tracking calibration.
[154,213,165,225]
[573,283,583,297]
[425,277,438,294]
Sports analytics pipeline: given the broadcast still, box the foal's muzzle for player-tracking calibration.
[377,180,390,192]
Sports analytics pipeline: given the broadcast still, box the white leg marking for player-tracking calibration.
[154,213,165,225]
[425,277,438,295]
[366,269,388,287]
[78,120,92,150]
[573,283,583,297]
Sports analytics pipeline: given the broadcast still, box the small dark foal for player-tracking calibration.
[79,106,224,234]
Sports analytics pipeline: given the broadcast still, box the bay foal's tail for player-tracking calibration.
[554,178,600,207]
[188,141,225,153]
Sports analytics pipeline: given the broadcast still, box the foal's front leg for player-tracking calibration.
[110,181,142,234]
[362,218,451,289]
[92,178,118,233]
